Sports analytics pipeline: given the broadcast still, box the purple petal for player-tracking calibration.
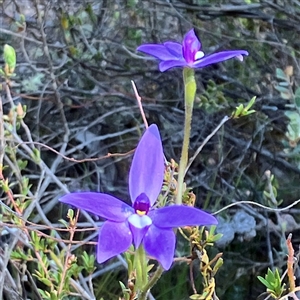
[129,124,164,206]
[97,221,132,263]
[182,29,201,64]
[137,44,179,61]
[193,50,249,68]
[164,42,183,58]
[128,214,152,248]
[143,225,175,270]
[159,60,187,72]
[149,205,218,228]
[59,192,134,222]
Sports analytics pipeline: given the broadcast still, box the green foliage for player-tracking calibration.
[11,247,33,260]
[263,171,283,207]
[294,87,300,108]
[231,96,256,118]
[275,67,300,167]
[2,1,300,299]
[81,251,96,274]
[31,147,41,164]
[285,111,300,144]
[198,80,228,113]
[275,70,292,100]
[0,44,16,78]
[14,13,26,30]
[120,280,131,300]
[21,73,45,92]
[127,0,138,8]
[3,44,16,71]
[205,225,223,244]
[257,268,285,299]
[126,28,142,47]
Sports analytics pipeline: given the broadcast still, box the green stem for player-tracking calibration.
[176,68,196,205]
[135,245,148,291]
[138,265,164,300]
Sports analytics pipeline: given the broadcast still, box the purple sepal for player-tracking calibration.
[182,29,201,63]
[97,221,132,263]
[193,50,249,69]
[59,192,134,222]
[143,224,175,270]
[129,124,165,206]
[149,205,218,228]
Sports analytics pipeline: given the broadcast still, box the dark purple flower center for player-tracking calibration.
[133,193,150,215]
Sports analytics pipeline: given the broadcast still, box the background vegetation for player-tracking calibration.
[1,0,300,299]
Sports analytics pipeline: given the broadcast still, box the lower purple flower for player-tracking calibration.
[60,124,217,270]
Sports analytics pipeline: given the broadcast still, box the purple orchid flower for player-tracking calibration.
[137,29,248,72]
[60,124,217,270]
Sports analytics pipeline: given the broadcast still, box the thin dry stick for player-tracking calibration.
[0,86,22,215]
[58,210,82,296]
[214,198,300,215]
[185,115,230,175]
[0,27,64,48]
[287,234,296,292]
[0,96,5,169]
[15,141,135,162]
[0,84,55,296]
[264,170,287,269]
[278,288,300,300]
[190,262,197,294]
[34,0,70,199]
[131,80,149,129]
[131,81,169,169]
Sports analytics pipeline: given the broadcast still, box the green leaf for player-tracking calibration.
[234,104,244,117]
[274,85,290,94]
[17,159,28,171]
[258,275,272,289]
[81,251,96,274]
[58,218,69,228]
[31,148,41,164]
[50,290,58,300]
[276,68,288,81]
[119,281,127,290]
[245,96,256,111]
[3,44,16,70]
[39,277,53,287]
[11,249,29,260]
[294,87,300,108]
[21,73,45,92]
[67,208,74,220]
[244,109,256,115]
[278,81,290,87]
[209,233,223,242]
[258,268,284,298]
[190,294,202,299]
[38,289,51,299]
[212,257,223,273]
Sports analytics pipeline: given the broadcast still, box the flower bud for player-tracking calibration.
[3,44,16,74]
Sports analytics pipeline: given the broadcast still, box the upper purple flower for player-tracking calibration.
[137,29,249,72]
[60,124,217,270]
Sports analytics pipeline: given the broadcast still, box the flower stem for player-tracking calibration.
[135,245,148,291]
[138,265,164,300]
[176,68,196,205]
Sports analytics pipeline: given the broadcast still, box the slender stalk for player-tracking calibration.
[135,245,148,291]
[287,234,295,292]
[57,210,80,296]
[139,265,164,300]
[176,68,196,205]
